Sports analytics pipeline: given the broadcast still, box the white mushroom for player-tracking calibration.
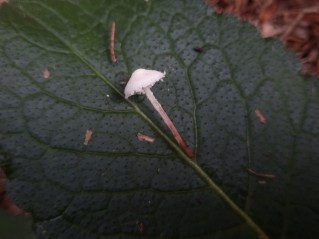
[125,68,195,159]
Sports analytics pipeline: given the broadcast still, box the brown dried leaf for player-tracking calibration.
[208,0,319,77]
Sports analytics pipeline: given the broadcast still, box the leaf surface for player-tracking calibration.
[0,0,319,238]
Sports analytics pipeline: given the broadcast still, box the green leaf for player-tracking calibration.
[1,0,319,238]
[0,210,36,239]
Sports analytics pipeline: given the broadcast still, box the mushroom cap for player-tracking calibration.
[124,68,166,98]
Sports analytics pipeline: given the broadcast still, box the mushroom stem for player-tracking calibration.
[143,87,195,159]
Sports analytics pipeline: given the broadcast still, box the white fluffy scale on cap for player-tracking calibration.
[124,69,166,98]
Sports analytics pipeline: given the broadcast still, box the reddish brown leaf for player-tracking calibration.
[0,0,9,6]
[208,0,319,77]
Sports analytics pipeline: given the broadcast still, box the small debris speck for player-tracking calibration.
[193,47,204,53]
[43,69,50,79]
[255,108,266,124]
[137,132,155,143]
[258,180,267,185]
[84,129,93,145]
[246,167,275,179]
[136,221,145,232]
[110,21,117,64]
